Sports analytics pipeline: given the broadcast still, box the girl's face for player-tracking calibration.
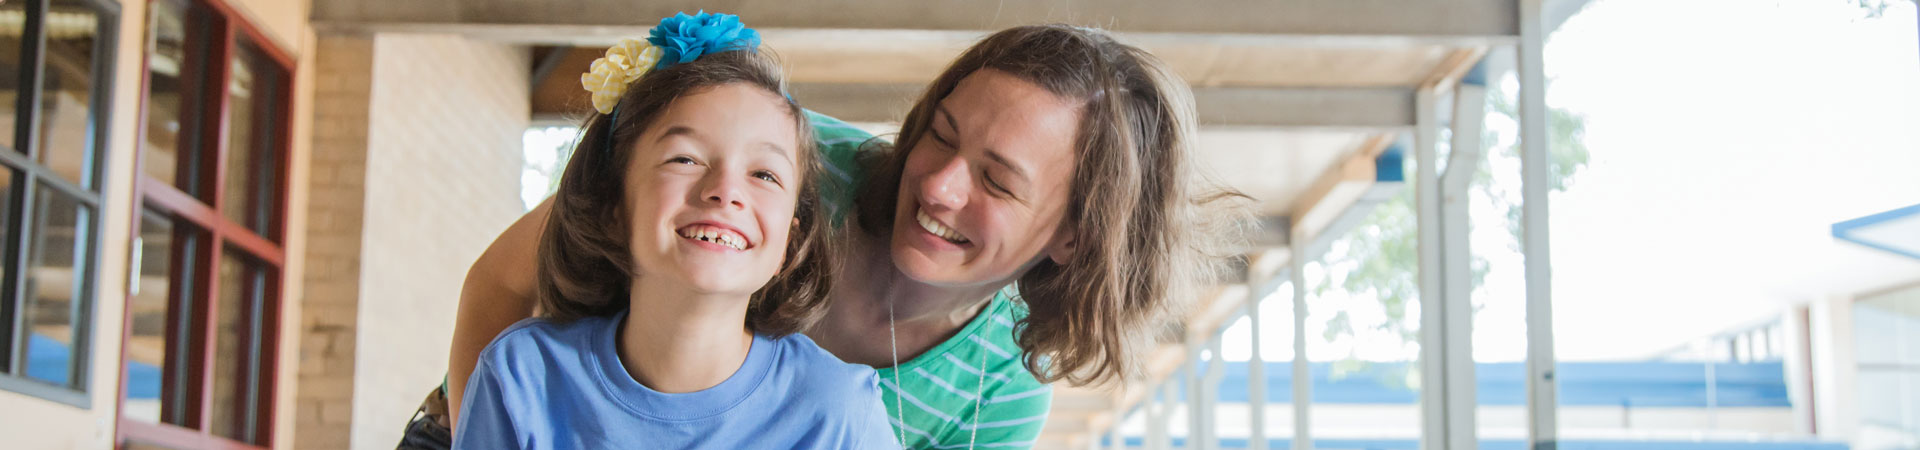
[890,69,1081,287]
[624,83,802,296]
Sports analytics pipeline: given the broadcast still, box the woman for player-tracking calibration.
[427,24,1245,450]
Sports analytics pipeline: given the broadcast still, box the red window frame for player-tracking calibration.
[114,0,294,448]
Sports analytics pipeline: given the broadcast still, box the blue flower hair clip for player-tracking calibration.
[581,11,762,115]
[583,11,763,153]
[647,11,762,70]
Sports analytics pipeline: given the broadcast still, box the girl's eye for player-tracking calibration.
[667,156,697,165]
[931,132,954,150]
[753,170,781,184]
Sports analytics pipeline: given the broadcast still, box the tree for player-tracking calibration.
[1309,81,1591,385]
[1849,0,1914,18]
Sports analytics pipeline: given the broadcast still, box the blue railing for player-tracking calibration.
[1105,437,1848,450]
[1200,361,1789,407]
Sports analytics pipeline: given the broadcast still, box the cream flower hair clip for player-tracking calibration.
[580,39,663,115]
[578,11,763,116]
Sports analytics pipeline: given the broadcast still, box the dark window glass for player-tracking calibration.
[19,183,92,387]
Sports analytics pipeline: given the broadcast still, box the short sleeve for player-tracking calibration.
[853,373,906,449]
[453,359,524,450]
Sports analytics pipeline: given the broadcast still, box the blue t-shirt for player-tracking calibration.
[454,312,899,449]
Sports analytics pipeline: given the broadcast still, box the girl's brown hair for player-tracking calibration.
[854,25,1249,386]
[537,49,831,337]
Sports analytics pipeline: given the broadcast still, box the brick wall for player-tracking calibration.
[295,33,526,450]
[297,33,374,450]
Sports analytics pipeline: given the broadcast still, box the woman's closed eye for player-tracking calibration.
[931,131,955,150]
[983,174,1015,199]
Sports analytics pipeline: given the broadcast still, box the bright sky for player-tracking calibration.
[519,0,1920,364]
[1220,0,1920,363]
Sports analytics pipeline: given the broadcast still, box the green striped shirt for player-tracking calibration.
[876,291,1051,449]
[808,110,1053,449]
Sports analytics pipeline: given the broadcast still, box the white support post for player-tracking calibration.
[1206,338,1226,450]
[1167,379,1184,450]
[1518,0,1560,448]
[1443,82,1487,450]
[1186,351,1206,450]
[1781,306,1815,435]
[1147,381,1168,450]
[1182,355,1198,450]
[1416,85,1449,450]
[1248,282,1268,450]
[1292,232,1312,450]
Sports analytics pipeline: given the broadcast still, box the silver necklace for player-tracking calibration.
[889,298,990,450]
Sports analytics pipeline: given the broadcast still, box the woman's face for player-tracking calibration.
[889,69,1081,287]
[624,83,802,296]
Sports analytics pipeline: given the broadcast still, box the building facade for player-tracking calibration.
[0,0,527,448]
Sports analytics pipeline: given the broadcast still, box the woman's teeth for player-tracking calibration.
[678,226,747,250]
[916,210,970,244]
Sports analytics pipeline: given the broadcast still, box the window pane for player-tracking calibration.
[20,183,92,387]
[1856,287,1920,450]
[0,1,24,151]
[220,41,280,235]
[35,0,104,188]
[211,249,264,444]
[125,210,195,427]
[0,170,11,376]
[219,51,252,230]
[141,1,188,185]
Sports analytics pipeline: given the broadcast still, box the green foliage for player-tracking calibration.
[1485,91,1591,248]
[1850,0,1915,18]
[1308,84,1590,386]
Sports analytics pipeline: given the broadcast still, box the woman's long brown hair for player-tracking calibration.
[854,25,1250,386]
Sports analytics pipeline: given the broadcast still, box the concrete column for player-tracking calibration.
[296,32,529,450]
[1809,295,1859,442]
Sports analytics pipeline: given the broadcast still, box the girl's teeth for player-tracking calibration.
[682,226,746,250]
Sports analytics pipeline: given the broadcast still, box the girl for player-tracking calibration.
[451,13,895,449]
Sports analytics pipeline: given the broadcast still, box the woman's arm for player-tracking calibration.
[447,197,551,428]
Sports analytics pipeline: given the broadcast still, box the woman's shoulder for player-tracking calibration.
[971,292,1053,400]
[805,109,885,224]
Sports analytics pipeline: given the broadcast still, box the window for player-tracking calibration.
[0,0,119,407]
[118,0,291,448]
[1855,285,1920,450]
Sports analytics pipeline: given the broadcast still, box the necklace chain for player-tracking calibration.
[889,298,990,450]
